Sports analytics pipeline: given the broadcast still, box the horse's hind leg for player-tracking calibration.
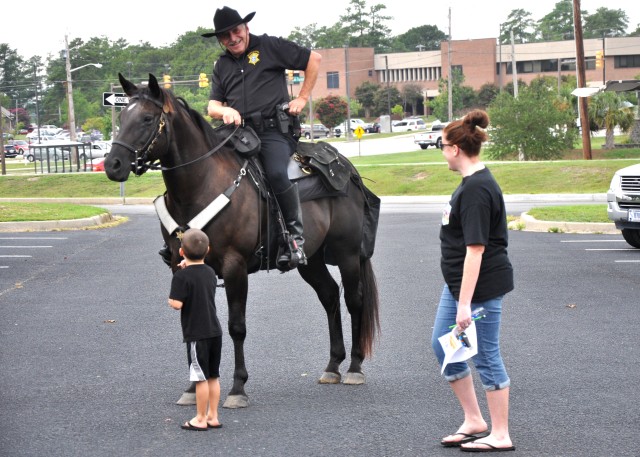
[298,258,345,384]
[337,255,367,385]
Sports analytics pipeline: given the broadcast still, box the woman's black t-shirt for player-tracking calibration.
[440,167,514,302]
[169,264,222,343]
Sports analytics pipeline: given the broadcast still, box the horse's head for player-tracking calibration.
[104,73,175,182]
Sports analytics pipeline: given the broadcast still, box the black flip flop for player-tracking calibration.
[181,421,208,431]
[441,431,489,447]
[207,423,223,429]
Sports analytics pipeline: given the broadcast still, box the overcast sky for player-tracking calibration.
[2,0,638,59]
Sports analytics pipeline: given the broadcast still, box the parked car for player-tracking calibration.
[2,132,14,141]
[300,123,330,139]
[366,123,381,133]
[24,146,70,163]
[392,118,427,132]
[79,141,111,160]
[11,140,30,155]
[607,162,640,248]
[333,127,342,137]
[3,143,17,158]
[90,157,106,172]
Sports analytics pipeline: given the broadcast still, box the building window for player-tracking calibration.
[327,72,339,89]
[616,55,640,68]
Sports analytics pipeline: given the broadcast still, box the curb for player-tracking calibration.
[512,212,620,234]
[0,212,116,232]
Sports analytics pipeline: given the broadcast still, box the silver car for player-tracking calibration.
[607,163,640,248]
[24,146,70,163]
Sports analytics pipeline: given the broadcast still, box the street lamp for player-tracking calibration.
[65,34,102,143]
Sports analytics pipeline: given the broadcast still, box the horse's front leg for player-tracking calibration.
[221,257,250,409]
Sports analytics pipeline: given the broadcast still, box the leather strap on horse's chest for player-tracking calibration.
[153,160,248,236]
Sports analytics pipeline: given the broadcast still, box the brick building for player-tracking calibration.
[290,36,640,115]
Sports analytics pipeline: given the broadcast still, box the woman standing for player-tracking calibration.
[431,110,515,452]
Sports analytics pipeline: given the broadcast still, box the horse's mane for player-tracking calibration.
[157,86,227,147]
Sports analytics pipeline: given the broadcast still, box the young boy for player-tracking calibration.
[168,228,223,431]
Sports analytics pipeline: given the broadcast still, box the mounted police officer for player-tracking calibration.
[203,6,322,270]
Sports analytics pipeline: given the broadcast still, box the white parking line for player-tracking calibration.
[615,260,640,263]
[561,240,626,243]
[0,255,32,258]
[0,246,52,248]
[0,237,67,240]
[585,248,637,251]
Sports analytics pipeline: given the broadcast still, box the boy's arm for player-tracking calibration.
[168,298,183,310]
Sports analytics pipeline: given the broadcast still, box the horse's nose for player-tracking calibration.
[104,155,129,182]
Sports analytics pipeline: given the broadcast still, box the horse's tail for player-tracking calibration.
[359,257,380,359]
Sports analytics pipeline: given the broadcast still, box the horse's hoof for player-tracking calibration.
[176,392,196,405]
[343,372,366,385]
[223,395,249,409]
[318,371,341,384]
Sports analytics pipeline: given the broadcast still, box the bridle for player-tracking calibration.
[111,94,238,176]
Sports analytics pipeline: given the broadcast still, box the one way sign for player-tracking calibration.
[103,92,129,107]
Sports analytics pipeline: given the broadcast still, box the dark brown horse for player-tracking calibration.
[104,73,380,408]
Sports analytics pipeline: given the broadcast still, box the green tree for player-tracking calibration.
[401,83,423,116]
[537,0,579,41]
[315,95,348,131]
[487,85,577,160]
[373,86,400,116]
[288,24,321,49]
[500,9,537,44]
[355,81,380,118]
[392,25,446,52]
[583,8,629,39]
[588,91,636,149]
[339,0,392,51]
[477,83,499,108]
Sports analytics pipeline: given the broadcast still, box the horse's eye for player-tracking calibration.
[143,114,155,124]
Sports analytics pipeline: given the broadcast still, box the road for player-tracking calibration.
[1,202,638,456]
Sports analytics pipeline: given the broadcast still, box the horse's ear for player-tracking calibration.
[148,74,161,98]
[119,73,138,97]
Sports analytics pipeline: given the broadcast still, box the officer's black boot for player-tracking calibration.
[158,243,172,267]
[275,183,307,270]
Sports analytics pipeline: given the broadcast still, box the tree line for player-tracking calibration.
[0,0,637,138]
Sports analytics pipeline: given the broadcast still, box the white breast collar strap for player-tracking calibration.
[153,193,231,235]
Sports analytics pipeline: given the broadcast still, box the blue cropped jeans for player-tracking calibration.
[431,284,510,391]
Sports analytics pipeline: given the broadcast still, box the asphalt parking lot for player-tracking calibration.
[0,205,638,456]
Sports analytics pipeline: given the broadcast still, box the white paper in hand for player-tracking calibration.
[438,321,479,374]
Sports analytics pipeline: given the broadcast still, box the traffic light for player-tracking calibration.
[595,51,604,69]
[199,73,209,88]
[163,74,172,89]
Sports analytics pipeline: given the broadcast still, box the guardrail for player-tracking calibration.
[28,142,98,174]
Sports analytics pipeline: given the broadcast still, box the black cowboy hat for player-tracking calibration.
[201,6,255,38]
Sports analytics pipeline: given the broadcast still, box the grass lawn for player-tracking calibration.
[0,136,637,223]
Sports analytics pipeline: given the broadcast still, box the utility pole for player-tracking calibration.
[385,55,391,132]
[1,100,6,175]
[573,0,592,160]
[447,7,452,122]
[344,44,351,140]
[511,30,518,98]
[601,32,606,83]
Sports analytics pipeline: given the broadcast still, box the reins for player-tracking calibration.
[112,94,239,175]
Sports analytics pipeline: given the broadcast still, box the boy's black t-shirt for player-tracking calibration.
[169,264,222,343]
[440,167,514,302]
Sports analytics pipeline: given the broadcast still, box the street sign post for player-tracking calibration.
[103,93,129,107]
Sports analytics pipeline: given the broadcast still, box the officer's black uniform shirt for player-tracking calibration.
[210,33,311,119]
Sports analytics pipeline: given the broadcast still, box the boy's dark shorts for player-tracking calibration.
[187,336,222,381]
